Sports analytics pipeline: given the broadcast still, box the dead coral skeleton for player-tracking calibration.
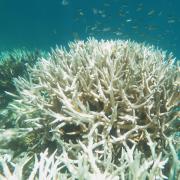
[0,135,174,180]
[0,38,179,179]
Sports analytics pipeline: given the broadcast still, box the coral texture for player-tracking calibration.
[0,49,42,109]
[0,38,179,179]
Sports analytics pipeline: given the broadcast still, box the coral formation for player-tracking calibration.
[0,38,179,179]
[0,49,45,131]
[0,49,42,109]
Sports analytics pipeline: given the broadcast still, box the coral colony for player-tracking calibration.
[0,38,179,179]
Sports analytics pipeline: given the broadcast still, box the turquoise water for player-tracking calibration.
[0,0,180,59]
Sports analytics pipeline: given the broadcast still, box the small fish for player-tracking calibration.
[136,7,143,12]
[102,27,111,32]
[119,12,125,17]
[146,25,158,31]
[118,9,128,17]
[136,3,143,12]
[101,14,107,18]
[79,11,84,16]
[168,19,176,24]
[98,10,104,14]
[122,5,128,8]
[61,0,69,6]
[131,25,138,29]
[113,32,123,36]
[91,26,97,31]
[126,19,132,22]
[147,10,155,16]
[92,8,98,15]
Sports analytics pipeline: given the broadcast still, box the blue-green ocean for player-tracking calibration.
[0,0,180,59]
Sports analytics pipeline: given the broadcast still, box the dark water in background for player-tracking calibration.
[0,0,180,59]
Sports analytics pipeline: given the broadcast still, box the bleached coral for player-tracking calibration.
[0,38,179,179]
[0,140,172,180]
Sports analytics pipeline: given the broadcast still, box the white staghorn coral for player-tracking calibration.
[0,139,172,180]
[0,38,179,179]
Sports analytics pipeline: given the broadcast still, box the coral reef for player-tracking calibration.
[0,49,42,109]
[0,49,45,130]
[0,38,179,179]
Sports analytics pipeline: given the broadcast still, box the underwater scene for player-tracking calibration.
[0,0,179,179]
